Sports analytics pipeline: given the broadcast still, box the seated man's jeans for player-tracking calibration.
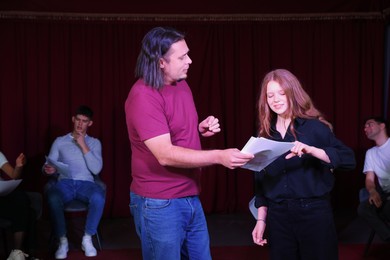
[46,179,105,237]
[130,192,212,260]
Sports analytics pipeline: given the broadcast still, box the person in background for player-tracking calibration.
[251,69,356,260]
[43,105,104,259]
[125,26,254,260]
[0,152,38,260]
[358,116,390,241]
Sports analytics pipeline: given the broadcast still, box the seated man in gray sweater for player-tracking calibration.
[43,105,105,259]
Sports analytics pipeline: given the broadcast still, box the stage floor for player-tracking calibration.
[1,208,389,258]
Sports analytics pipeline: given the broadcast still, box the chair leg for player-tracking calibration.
[364,229,376,257]
[95,232,102,251]
[48,229,57,251]
[93,222,103,250]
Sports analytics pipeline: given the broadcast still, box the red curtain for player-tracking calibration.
[0,14,387,217]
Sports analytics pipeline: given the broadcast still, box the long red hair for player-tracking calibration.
[257,69,332,139]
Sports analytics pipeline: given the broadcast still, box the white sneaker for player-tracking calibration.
[7,249,28,260]
[55,237,69,259]
[82,235,97,257]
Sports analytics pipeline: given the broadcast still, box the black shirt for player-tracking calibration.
[255,118,356,207]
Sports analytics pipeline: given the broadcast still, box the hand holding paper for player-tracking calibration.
[45,156,69,175]
[240,137,294,172]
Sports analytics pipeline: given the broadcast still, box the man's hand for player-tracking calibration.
[43,164,57,175]
[73,132,90,154]
[199,116,221,137]
[73,132,86,146]
[219,149,254,169]
[368,190,382,208]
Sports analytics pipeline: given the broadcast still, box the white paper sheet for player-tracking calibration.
[240,136,295,172]
[45,156,69,175]
[0,179,22,196]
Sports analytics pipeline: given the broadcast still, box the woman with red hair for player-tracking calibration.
[251,69,355,260]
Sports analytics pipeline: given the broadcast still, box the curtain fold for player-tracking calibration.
[0,15,386,216]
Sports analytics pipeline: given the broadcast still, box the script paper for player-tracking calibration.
[0,179,22,196]
[45,156,69,175]
[240,137,294,172]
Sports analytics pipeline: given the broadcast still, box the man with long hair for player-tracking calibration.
[125,27,253,260]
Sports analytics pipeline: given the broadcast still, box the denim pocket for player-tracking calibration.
[145,198,171,209]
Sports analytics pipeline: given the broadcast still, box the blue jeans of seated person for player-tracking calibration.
[46,179,105,238]
[130,192,212,260]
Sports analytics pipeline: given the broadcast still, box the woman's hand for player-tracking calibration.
[252,220,268,246]
[286,141,330,163]
[15,153,26,168]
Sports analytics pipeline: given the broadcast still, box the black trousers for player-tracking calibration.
[267,198,338,260]
[0,189,31,232]
[357,191,390,241]
[0,189,37,253]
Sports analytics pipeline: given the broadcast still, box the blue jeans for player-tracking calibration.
[130,192,212,260]
[46,179,105,238]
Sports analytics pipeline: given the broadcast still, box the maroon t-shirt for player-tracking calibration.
[125,79,202,199]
